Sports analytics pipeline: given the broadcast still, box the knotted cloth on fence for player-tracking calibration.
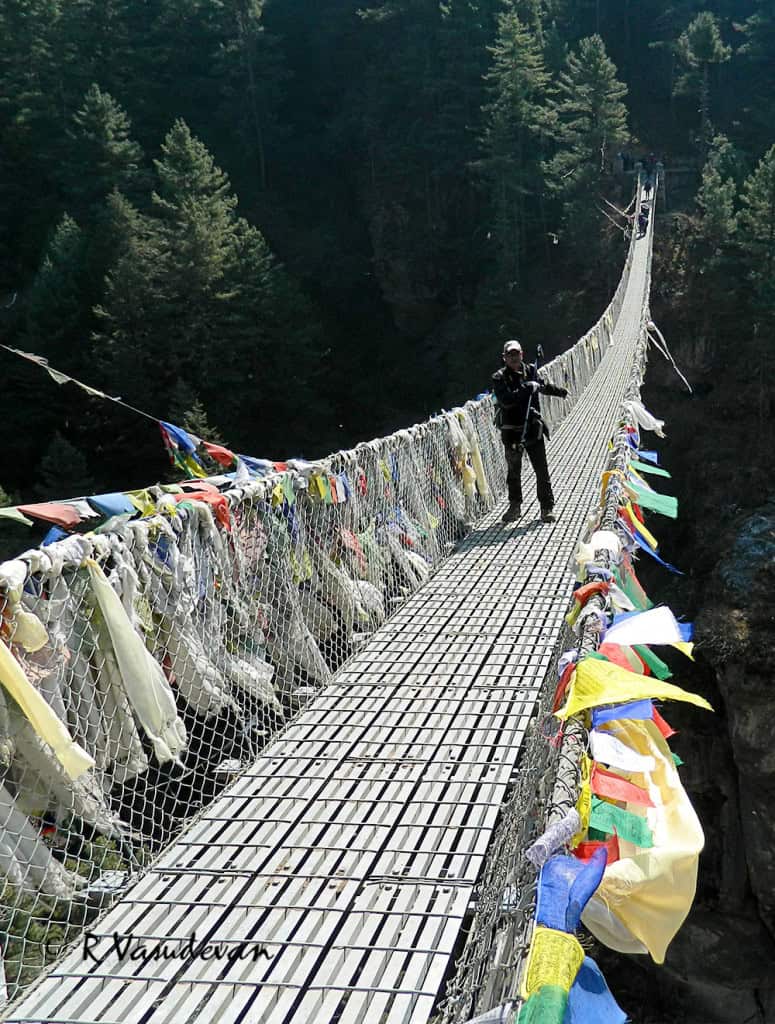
[0,312,610,1003]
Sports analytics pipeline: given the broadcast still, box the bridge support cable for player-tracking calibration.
[2,194,652,1024]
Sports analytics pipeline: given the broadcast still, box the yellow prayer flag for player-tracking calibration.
[0,639,94,780]
[672,641,695,660]
[127,490,157,517]
[555,657,712,720]
[520,926,585,1000]
[600,469,623,507]
[624,501,658,549]
[582,718,705,963]
[183,455,208,479]
[572,756,592,847]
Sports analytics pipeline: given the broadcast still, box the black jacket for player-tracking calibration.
[492,363,568,444]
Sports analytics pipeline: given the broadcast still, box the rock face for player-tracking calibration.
[596,279,775,1019]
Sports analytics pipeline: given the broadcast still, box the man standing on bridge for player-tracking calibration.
[492,340,568,524]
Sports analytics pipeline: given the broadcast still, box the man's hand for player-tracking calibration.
[523,380,540,393]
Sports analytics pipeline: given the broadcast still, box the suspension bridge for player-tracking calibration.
[0,192,654,1024]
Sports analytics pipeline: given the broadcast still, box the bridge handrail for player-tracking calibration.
[0,203,635,1004]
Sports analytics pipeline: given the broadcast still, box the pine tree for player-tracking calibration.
[25,215,88,359]
[546,34,628,194]
[0,0,66,279]
[480,9,551,289]
[223,220,331,455]
[35,432,94,500]
[545,35,627,248]
[63,85,145,217]
[93,194,167,412]
[738,1,775,149]
[168,379,224,446]
[152,119,239,299]
[695,134,738,260]
[211,0,289,191]
[739,144,775,317]
[674,12,731,146]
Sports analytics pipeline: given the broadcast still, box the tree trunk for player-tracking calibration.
[238,8,267,190]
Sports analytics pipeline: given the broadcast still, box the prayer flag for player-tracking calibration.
[591,764,654,807]
[604,607,692,647]
[589,797,653,848]
[556,657,712,720]
[520,926,585,1000]
[563,957,628,1024]
[536,850,607,932]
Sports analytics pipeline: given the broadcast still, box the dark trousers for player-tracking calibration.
[503,437,554,509]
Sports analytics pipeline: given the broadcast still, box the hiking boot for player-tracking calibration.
[501,502,521,523]
[540,507,556,523]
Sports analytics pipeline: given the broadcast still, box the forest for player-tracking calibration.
[0,0,772,516]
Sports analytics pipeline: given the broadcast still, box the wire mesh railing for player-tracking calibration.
[431,185,652,1024]
[0,296,615,1005]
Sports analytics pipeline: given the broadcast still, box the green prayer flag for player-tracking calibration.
[0,507,34,527]
[282,473,296,505]
[633,644,672,680]
[672,752,684,767]
[631,459,671,478]
[627,481,678,519]
[613,566,653,611]
[590,797,654,848]
[587,826,610,842]
[517,986,569,1024]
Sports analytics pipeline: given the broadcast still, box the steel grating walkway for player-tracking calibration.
[7,231,652,1024]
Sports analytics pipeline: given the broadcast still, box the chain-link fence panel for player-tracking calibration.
[1,268,624,1006]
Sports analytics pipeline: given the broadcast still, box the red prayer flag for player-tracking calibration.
[574,833,620,864]
[552,662,576,712]
[573,580,611,606]
[598,642,643,674]
[174,491,232,531]
[590,764,654,807]
[202,442,236,467]
[179,479,220,494]
[17,502,81,529]
[652,706,677,739]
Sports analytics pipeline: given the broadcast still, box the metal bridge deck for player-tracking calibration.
[7,234,651,1024]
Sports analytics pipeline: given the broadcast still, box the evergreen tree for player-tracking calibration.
[738,1,775,149]
[674,12,731,146]
[548,34,628,183]
[212,0,289,191]
[25,215,88,359]
[168,379,224,444]
[739,144,775,318]
[0,0,65,276]
[695,138,737,260]
[63,85,145,217]
[223,220,332,455]
[35,432,94,499]
[152,119,239,301]
[545,35,627,245]
[94,194,167,414]
[54,0,134,110]
[480,9,552,289]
